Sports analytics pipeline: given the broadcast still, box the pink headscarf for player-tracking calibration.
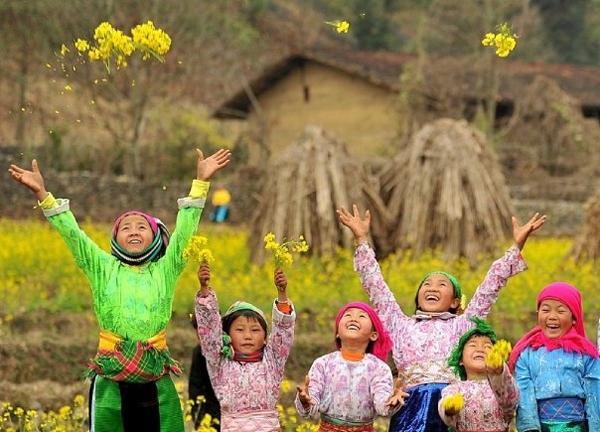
[335,302,393,362]
[112,210,159,237]
[509,282,598,371]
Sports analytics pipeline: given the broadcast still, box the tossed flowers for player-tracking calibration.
[482,22,517,58]
[62,20,171,73]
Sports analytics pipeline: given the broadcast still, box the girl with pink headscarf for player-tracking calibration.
[509,282,600,432]
[295,302,408,431]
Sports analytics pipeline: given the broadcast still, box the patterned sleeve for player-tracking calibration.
[514,350,541,431]
[463,245,527,319]
[295,357,324,419]
[194,290,224,372]
[583,355,600,431]
[264,300,296,383]
[354,242,406,335]
[371,360,396,417]
[488,364,519,422]
[438,385,459,429]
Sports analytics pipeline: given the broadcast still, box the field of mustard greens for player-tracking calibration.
[1,218,598,431]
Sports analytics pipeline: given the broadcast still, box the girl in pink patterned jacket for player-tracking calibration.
[195,264,295,432]
[295,302,408,431]
[337,204,545,432]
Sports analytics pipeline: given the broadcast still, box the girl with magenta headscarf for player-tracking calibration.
[509,282,600,432]
[295,302,408,432]
[9,148,231,432]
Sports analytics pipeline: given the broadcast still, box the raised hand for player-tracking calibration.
[336,204,371,244]
[198,263,211,288]
[296,375,313,409]
[274,269,287,291]
[8,159,48,201]
[196,149,231,181]
[512,212,546,251]
[386,378,409,408]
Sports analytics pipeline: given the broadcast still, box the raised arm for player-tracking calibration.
[512,212,546,251]
[9,159,49,201]
[463,212,545,319]
[336,204,371,245]
[337,204,406,330]
[196,148,231,181]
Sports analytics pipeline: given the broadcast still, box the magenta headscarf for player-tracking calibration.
[335,301,393,362]
[110,210,170,266]
[509,282,599,371]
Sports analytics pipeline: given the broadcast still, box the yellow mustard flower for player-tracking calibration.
[485,339,512,369]
[441,393,464,412]
[325,20,350,34]
[64,20,171,73]
[481,22,517,58]
[263,232,309,269]
[183,235,215,264]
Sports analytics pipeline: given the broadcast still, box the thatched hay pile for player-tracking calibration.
[379,118,513,266]
[247,125,385,264]
[570,186,600,261]
[500,75,592,177]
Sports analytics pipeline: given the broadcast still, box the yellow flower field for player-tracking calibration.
[1,218,598,339]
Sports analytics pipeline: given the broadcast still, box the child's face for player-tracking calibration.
[337,307,378,346]
[417,274,460,313]
[228,315,266,355]
[538,299,574,339]
[115,214,154,254]
[461,335,494,379]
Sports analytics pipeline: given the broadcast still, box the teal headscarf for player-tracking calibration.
[221,301,268,360]
[414,271,462,313]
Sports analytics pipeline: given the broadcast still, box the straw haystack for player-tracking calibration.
[500,75,593,177]
[379,118,513,266]
[247,125,387,264]
[571,186,600,261]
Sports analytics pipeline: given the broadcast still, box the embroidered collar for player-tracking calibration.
[412,310,457,320]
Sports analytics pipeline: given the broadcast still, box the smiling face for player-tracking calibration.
[538,299,574,339]
[337,307,379,348]
[461,335,494,379]
[115,214,154,254]
[228,315,267,356]
[417,274,460,313]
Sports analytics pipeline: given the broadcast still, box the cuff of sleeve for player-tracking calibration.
[190,179,209,199]
[38,192,58,210]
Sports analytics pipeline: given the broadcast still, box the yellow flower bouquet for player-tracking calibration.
[183,235,215,265]
[263,232,309,269]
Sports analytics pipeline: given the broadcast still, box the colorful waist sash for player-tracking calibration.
[539,397,586,422]
[86,329,181,383]
[319,414,374,432]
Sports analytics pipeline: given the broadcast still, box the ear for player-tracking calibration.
[450,297,460,310]
[369,331,379,342]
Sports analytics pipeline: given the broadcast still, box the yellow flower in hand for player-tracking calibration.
[485,339,512,369]
[263,232,309,269]
[441,393,464,414]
